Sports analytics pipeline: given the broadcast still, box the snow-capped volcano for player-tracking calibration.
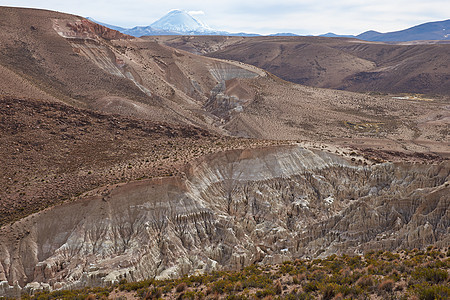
[87,10,260,37]
[150,9,214,34]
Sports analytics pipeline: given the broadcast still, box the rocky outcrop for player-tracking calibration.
[0,145,448,296]
[53,19,131,41]
[206,64,258,120]
[52,18,263,127]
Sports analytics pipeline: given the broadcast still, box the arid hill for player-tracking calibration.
[0,7,262,133]
[1,135,448,295]
[0,6,449,223]
[0,7,448,297]
[0,96,283,227]
[1,7,447,158]
[149,35,450,95]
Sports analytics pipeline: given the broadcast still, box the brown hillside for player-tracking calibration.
[150,35,450,95]
[0,7,449,226]
[218,76,450,158]
[0,7,261,131]
[0,96,279,227]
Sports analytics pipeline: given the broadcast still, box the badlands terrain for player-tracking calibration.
[0,6,449,298]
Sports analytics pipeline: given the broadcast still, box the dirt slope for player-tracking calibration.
[0,7,261,132]
[0,96,282,227]
[0,8,447,226]
[0,8,448,227]
[219,75,449,159]
[150,35,450,95]
[1,144,448,294]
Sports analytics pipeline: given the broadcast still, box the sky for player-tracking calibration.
[1,0,449,35]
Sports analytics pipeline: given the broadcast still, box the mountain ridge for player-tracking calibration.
[88,10,450,41]
[88,10,235,37]
[155,34,450,95]
[321,19,450,41]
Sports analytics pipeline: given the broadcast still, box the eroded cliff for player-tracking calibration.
[0,145,448,297]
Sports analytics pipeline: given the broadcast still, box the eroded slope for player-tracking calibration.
[0,96,279,227]
[1,7,448,158]
[0,7,262,131]
[151,35,450,95]
[0,146,448,296]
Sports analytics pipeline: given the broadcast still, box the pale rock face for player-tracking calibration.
[0,145,448,296]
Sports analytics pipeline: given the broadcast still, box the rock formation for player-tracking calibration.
[0,145,448,297]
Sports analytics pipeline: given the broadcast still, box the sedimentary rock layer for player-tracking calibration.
[0,145,448,297]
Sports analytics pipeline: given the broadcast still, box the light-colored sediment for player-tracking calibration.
[1,145,448,297]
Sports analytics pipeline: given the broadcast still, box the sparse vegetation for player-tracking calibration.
[27,248,449,299]
[344,120,384,133]
[0,97,290,227]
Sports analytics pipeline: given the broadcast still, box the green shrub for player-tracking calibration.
[303,281,319,293]
[346,255,365,269]
[329,259,345,273]
[279,262,296,275]
[255,288,275,298]
[243,264,262,276]
[321,283,338,300]
[211,279,227,294]
[412,267,448,284]
[226,295,248,300]
[181,290,196,299]
[176,282,187,293]
[241,274,272,289]
[337,284,362,297]
[415,284,450,300]
[307,270,325,281]
[119,279,153,291]
[294,291,315,300]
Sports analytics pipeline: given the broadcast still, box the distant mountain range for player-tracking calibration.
[88,10,259,37]
[88,10,450,42]
[322,19,450,42]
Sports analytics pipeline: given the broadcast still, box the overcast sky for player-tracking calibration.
[2,0,449,35]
